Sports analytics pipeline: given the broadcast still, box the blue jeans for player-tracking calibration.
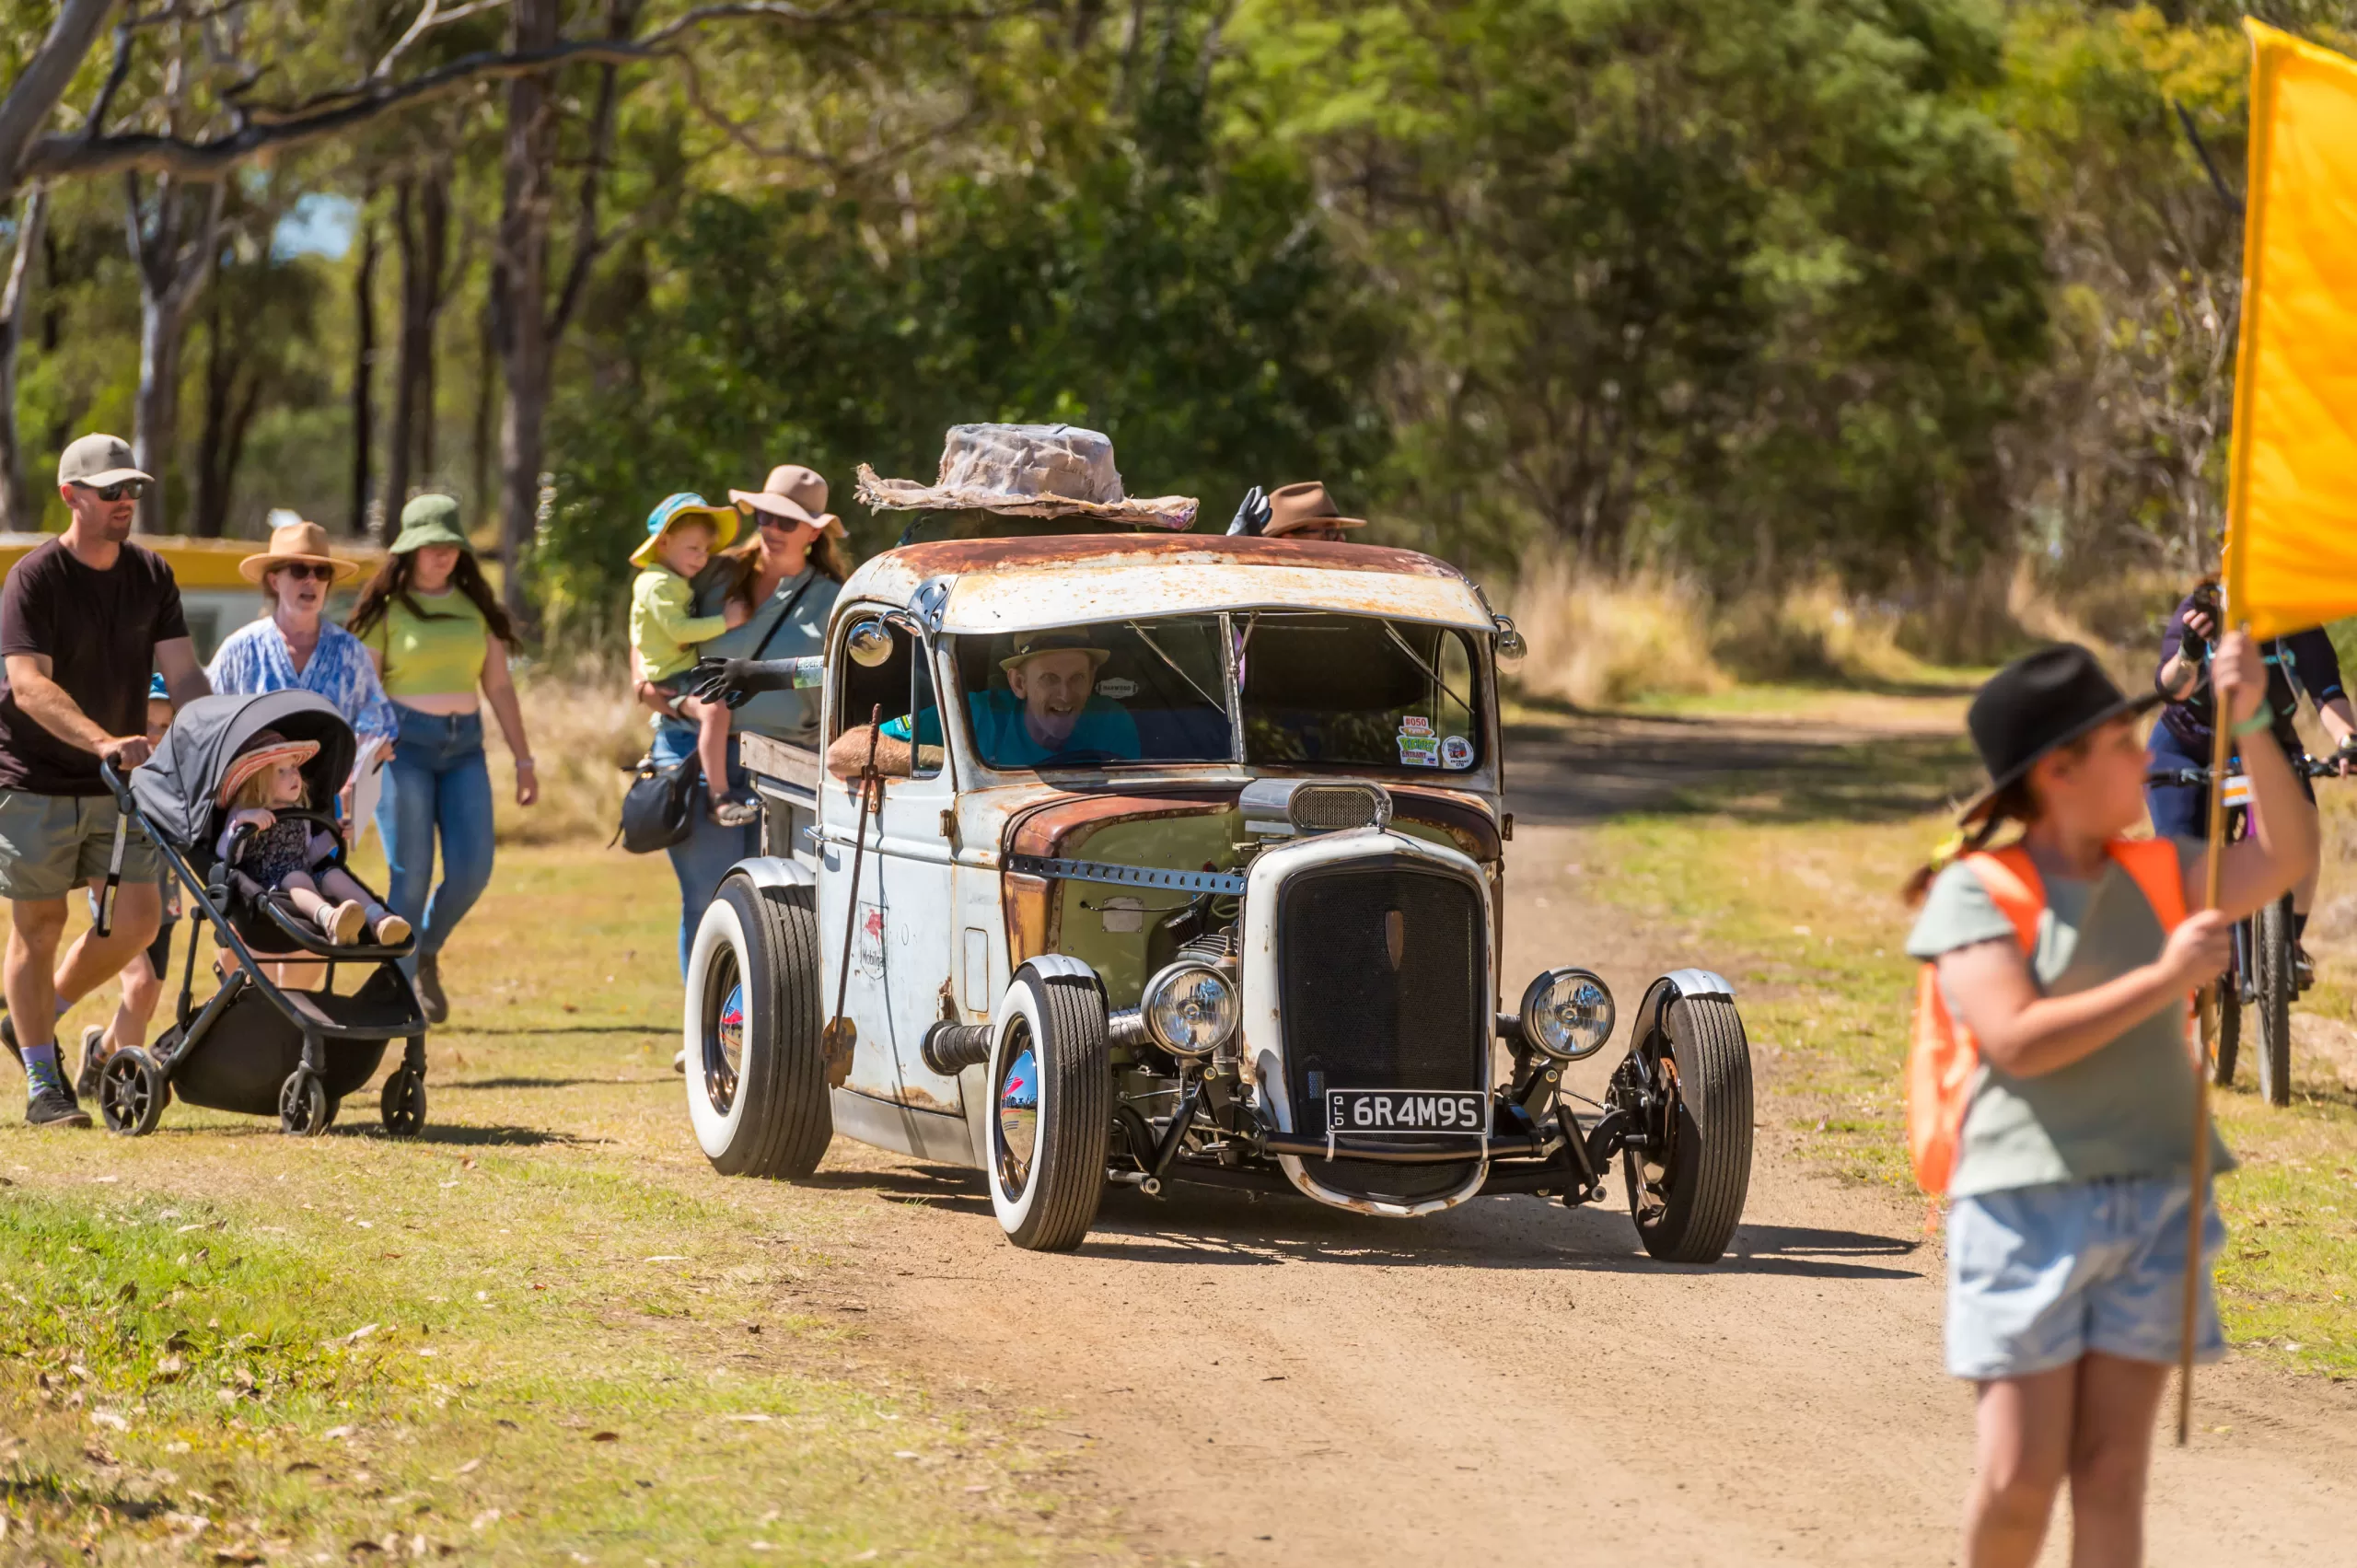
[376,706,496,961]
[654,724,755,975]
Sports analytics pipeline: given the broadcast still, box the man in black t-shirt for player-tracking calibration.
[0,433,210,1126]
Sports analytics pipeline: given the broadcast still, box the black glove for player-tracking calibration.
[1226,485,1271,537]
[689,657,796,710]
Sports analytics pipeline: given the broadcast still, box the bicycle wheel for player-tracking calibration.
[2210,969,2241,1088]
[2254,893,2293,1107]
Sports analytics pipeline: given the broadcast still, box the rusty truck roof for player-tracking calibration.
[838,533,1496,634]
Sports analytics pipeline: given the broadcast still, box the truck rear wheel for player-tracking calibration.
[685,875,831,1178]
[1623,993,1753,1263]
[985,964,1111,1252]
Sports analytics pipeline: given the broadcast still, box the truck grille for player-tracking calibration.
[1278,858,1487,1202]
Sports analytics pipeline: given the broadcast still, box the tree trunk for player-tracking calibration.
[494,0,561,630]
[0,0,116,208]
[0,185,48,530]
[472,276,496,526]
[193,291,242,537]
[389,167,452,512]
[350,209,379,536]
[124,174,223,535]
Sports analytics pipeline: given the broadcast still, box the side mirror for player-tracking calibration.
[845,618,895,668]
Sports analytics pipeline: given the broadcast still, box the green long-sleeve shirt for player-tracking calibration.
[632,566,730,682]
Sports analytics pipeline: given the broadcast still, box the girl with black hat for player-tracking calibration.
[1904,635,2312,1567]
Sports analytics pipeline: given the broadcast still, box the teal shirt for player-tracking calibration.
[1906,840,2233,1197]
[887,691,1141,767]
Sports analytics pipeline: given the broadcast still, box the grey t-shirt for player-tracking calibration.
[685,563,840,745]
[1906,840,2234,1198]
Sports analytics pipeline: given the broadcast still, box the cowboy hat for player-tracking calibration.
[217,729,322,807]
[629,493,739,569]
[854,424,1198,530]
[999,629,1112,674]
[238,515,363,584]
[730,464,847,538]
[1957,644,2162,823]
[1260,481,1364,539]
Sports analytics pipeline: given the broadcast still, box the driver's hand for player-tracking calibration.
[105,734,153,770]
[2211,630,2264,731]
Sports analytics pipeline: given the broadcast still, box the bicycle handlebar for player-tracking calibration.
[2146,754,2351,788]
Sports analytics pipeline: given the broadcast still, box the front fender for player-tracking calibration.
[1630,968,1736,1045]
[726,855,814,893]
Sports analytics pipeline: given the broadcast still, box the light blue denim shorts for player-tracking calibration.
[1946,1176,2226,1381]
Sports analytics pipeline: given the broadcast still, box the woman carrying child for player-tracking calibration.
[1906,637,2312,1567]
[631,465,848,981]
[215,729,411,947]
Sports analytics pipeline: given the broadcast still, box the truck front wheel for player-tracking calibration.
[685,875,831,1178]
[985,964,1111,1251]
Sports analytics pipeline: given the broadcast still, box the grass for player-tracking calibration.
[0,847,1113,1565]
[1567,722,2357,1381]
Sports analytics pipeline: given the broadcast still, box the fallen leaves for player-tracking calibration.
[588,1431,619,1443]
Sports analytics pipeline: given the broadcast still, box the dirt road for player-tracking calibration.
[794,706,2357,1566]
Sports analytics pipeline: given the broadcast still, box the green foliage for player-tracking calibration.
[537,52,1387,624]
[1228,0,2050,584]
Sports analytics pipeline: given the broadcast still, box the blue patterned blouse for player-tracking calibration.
[207,616,400,749]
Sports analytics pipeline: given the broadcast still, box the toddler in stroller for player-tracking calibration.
[215,729,411,949]
[93,690,432,1138]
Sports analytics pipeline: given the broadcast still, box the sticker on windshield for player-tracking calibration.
[1096,676,1139,700]
[1440,735,1473,769]
[1397,732,1441,767]
[1399,715,1434,737]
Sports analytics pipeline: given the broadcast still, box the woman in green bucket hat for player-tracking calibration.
[344,494,539,1022]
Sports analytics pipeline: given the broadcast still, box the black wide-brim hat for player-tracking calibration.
[1958,643,2163,823]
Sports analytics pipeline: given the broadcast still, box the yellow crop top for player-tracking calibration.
[357,591,488,699]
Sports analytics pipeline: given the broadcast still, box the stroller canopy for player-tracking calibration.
[134,689,356,854]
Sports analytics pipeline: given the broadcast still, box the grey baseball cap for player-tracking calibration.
[57,433,152,490]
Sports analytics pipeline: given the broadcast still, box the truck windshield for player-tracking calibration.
[946,615,1234,768]
[935,611,1484,773]
[1236,611,1482,773]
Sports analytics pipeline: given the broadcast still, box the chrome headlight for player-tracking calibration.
[1519,968,1614,1061]
[1141,961,1239,1057]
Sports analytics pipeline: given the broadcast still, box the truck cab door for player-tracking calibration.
[819,612,964,1121]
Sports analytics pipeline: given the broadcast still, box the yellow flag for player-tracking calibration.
[2224,21,2357,639]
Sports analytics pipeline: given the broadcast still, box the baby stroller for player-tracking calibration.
[95,690,430,1138]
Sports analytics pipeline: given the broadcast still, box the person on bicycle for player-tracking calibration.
[2149,580,2357,982]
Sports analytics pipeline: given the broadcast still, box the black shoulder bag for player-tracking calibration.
[615,572,819,854]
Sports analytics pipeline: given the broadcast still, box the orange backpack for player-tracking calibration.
[1907,839,2189,1195]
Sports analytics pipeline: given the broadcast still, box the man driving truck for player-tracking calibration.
[824,629,1143,777]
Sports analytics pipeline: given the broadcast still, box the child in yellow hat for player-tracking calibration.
[630,494,754,825]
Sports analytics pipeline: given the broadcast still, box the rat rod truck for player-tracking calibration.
[681,534,1754,1257]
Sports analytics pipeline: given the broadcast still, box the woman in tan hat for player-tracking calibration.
[208,512,399,761]
[633,464,852,1048]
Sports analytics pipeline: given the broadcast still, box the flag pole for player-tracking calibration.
[2177,647,2231,1446]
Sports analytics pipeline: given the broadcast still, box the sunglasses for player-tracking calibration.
[273,562,336,582]
[77,479,145,502]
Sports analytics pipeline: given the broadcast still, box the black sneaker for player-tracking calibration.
[415,953,450,1027]
[75,1026,107,1101]
[26,1073,89,1128]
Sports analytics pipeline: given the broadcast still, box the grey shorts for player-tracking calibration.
[0,788,162,902]
[1946,1176,2226,1380]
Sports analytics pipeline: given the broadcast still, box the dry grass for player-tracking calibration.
[491,659,649,847]
[1504,553,2192,709]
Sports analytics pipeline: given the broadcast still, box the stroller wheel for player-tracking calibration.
[381,1069,427,1137]
[99,1048,167,1136]
[279,1069,330,1137]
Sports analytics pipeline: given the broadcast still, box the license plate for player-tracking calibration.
[1325,1088,1488,1136]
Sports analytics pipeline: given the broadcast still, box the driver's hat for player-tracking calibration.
[1001,629,1112,673]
